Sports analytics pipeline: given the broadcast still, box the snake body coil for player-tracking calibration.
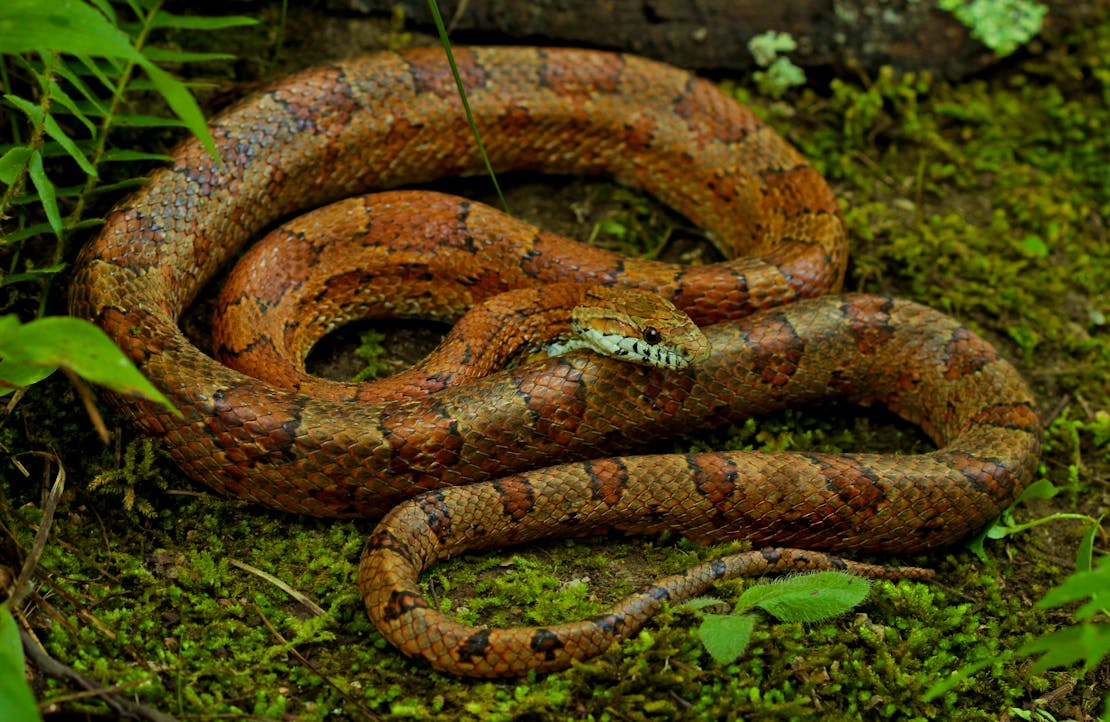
[69,47,1041,677]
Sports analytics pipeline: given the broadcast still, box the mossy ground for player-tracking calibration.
[2,3,1108,720]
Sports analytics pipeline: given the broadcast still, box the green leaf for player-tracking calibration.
[1076,515,1103,573]
[0,358,55,395]
[0,315,179,414]
[1036,556,1110,618]
[51,63,108,117]
[923,656,995,701]
[101,148,173,163]
[0,0,143,61]
[1015,478,1060,503]
[26,151,62,237]
[698,613,757,665]
[677,597,728,612]
[737,572,871,622]
[41,108,98,176]
[4,94,44,125]
[1017,623,1110,674]
[0,603,41,722]
[109,113,186,129]
[142,47,234,64]
[149,11,257,30]
[0,147,32,185]
[47,79,97,135]
[0,264,67,287]
[1,221,56,245]
[140,62,217,159]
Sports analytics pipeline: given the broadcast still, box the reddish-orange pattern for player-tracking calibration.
[69,47,1040,677]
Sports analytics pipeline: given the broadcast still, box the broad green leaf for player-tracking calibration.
[1037,556,1110,619]
[83,0,117,25]
[149,11,257,30]
[0,147,32,185]
[0,0,143,61]
[1015,478,1060,503]
[0,315,178,414]
[737,571,871,622]
[1018,623,1110,674]
[698,613,756,665]
[0,358,55,395]
[26,151,62,237]
[0,604,41,722]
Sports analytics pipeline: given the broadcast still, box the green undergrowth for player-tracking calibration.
[1,2,1108,721]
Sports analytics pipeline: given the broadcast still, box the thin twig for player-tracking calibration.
[9,453,64,607]
[19,623,180,722]
[229,558,327,617]
[252,602,383,721]
[61,367,109,443]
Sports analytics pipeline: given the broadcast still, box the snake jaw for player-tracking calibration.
[563,287,712,369]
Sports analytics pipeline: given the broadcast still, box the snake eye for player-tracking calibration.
[643,326,662,345]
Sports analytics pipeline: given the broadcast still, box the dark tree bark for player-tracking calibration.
[329,0,1100,79]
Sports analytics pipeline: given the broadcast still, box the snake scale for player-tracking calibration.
[69,47,1042,677]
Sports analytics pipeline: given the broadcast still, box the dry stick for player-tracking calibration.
[62,367,109,443]
[19,624,180,722]
[9,456,175,721]
[9,453,65,607]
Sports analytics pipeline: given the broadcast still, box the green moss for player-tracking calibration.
[2,6,1108,721]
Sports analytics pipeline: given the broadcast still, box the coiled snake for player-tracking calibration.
[69,47,1042,677]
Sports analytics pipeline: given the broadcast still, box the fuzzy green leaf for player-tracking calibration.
[0,604,41,722]
[698,613,757,665]
[1017,623,1110,674]
[0,315,178,413]
[26,151,62,237]
[737,572,871,622]
[0,147,32,185]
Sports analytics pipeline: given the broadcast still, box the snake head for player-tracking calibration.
[567,286,711,369]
